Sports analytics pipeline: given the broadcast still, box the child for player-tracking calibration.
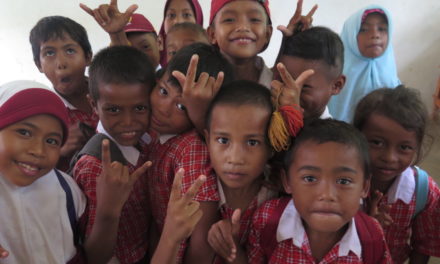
[247,118,392,263]
[147,42,232,263]
[275,26,345,121]
[73,46,156,263]
[124,13,161,70]
[207,0,273,87]
[165,22,209,63]
[29,16,98,171]
[158,0,204,67]
[328,5,400,122]
[353,86,440,263]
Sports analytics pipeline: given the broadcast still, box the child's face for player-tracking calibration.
[206,104,271,189]
[91,82,151,146]
[357,13,388,58]
[283,141,369,235]
[150,72,192,135]
[277,56,344,120]
[37,33,91,97]
[360,113,418,184]
[164,0,196,34]
[208,1,272,60]
[0,114,63,186]
[127,33,160,68]
[166,29,208,62]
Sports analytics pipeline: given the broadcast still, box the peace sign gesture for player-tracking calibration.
[80,0,137,34]
[278,0,318,37]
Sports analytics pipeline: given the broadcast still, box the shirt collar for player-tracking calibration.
[387,167,415,204]
[320,106,333,119]
[159,134,177,144]
[255,56,273,88]
[277,199,362,258]
[96,121,150,166]
[56,93,77,110]
[217,177,274,208]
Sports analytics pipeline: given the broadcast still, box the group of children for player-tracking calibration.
[0,0,439,263]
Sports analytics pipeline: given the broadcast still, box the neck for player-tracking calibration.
[223,52,261,83]
[305,222,347,262]
[58,78,92,113]
[221,179,261,211]
[372,177,397,194]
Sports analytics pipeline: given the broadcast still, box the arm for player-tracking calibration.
[80,0,136,46]
[151,169,206,264]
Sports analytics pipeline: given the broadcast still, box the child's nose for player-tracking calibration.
[380,147,398,163]
[28,139,45,158]
[56,54,68,70]
[317,180,337,202]
[226,144,245,165]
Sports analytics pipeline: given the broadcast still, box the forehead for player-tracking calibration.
[98,82,150,102]
[279,56,334,82]
[216,1,267,17]
[209,103,270,132]
[167,29,205,44]
[127,32,157,43]
[40,32,78,48]
[167,0,194,11]
[363,113,418,141]
[9,114,63,133]
[362,12,388,25]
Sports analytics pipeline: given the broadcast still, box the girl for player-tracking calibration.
[328,5,400,122]
[354,85,440,263]
[158,0,204,67]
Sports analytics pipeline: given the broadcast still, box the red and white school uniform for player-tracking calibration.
[377,167,440,263]
[247,198,392,264]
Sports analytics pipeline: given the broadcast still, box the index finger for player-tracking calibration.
[101,139,112,170]
[110,0,118,8]
[291,0,303,22]
[170,168,185,202]
[306,4,318,19]
[182,174,207,203]
[276,63,296,89]
[184,54,199,92]
[294,69,314,88]
[79,3,94,16]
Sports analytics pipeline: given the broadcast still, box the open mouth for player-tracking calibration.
[16,161,41,176]
[60,76,72,83]
[231,37,255,44]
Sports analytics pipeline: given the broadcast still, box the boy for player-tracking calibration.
[275,26,346,121]
[207,0,273,87]
[73,46,155,263]
[29,16,98,171]
[147,42,233,263]
[247,119,392,263]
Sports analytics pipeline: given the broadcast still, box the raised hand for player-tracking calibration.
[80,0,137,34]
[60,122,88,158]
[271,62,314,108]
[207,209,241,262]
[277,0,318,37]
[172,54,224,131]
[0,244,9,258]
[369,190,394,228]
[96,139,151,217]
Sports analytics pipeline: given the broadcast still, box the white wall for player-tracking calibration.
[1,0,439,111]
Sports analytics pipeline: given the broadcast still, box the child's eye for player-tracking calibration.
[176,103,186,111]
[222,17,235,23]
[303,175,317,183]
[16,129,31,137]
[159,88,168,96]
[66,48,76,55]
[182,12,193,19]
[168,50,177,57]
[250,17,262,23]
[369,139,383,148]
[359,27,367,33]
[44,50,55,57]
[247,139,260,146]
[106,106,120,113]
[46,137,60,146]
[166,13,176,19]
[135,105,148,112]
[400,144,414,152]
[216,137,229,144]
[379,26,388,32]
[336,178,352,185]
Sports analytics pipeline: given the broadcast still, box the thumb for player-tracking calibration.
[231,209,241,238]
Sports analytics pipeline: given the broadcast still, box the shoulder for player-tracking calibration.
[253,197,290,229]
[72,154,102,184]
[55,169,87,217]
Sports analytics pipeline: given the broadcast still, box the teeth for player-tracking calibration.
[122,132,136,136]
[237,38,251,43]
[18,162,38,171]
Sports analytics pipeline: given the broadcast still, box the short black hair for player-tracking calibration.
[206,80,273,130]
[167,22,208,41]
[88,45,156,101]
[284,119,370,179]
[353,85,428,164]
[282,26,344,77]
[126,31,158,39]
[166,42,234,89]
[29,16,92,68]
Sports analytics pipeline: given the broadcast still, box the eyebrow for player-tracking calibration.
[21,122,63,139]
[40,43,78,51]
[296,165,358,174]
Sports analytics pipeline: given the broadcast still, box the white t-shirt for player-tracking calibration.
[0,169,86,264]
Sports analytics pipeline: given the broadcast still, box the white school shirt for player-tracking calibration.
[0,170,86,264]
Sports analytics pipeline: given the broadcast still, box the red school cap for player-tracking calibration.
[209,0,271,25]
[124,13,157,34]
[0,80,69,146]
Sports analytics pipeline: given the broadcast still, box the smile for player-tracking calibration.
[16,161,41,177]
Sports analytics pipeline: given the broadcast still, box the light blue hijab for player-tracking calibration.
[328,5,400,122]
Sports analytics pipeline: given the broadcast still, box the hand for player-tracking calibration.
[172,54,224,130]
[208,209,241,262]
[277,0,318,37]
[271,62,314,108]
[0,244,9,258]
[60,122,88,158]
[162,168,206,243]
[80,0,137,34]
[96,139,151,218]
[369,190,393,228]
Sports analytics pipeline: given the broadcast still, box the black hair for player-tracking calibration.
[206,80,273,130]
[284,119,371,180]
[167,22,208,41]
[282,26,344,77]
[126,31,158,39]
[29,16,92,68]
[353,85,429,164]
[88,45,156,101]
[166,42,234,89]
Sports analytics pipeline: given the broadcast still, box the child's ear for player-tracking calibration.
[85,52,93,67]
[207,26,217,45]
[87,94,98,115]
[281,169,293,194]
[361,178,371,199]
[265,25,273,46]
[331,74,346,95]
[203,129,210,145]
